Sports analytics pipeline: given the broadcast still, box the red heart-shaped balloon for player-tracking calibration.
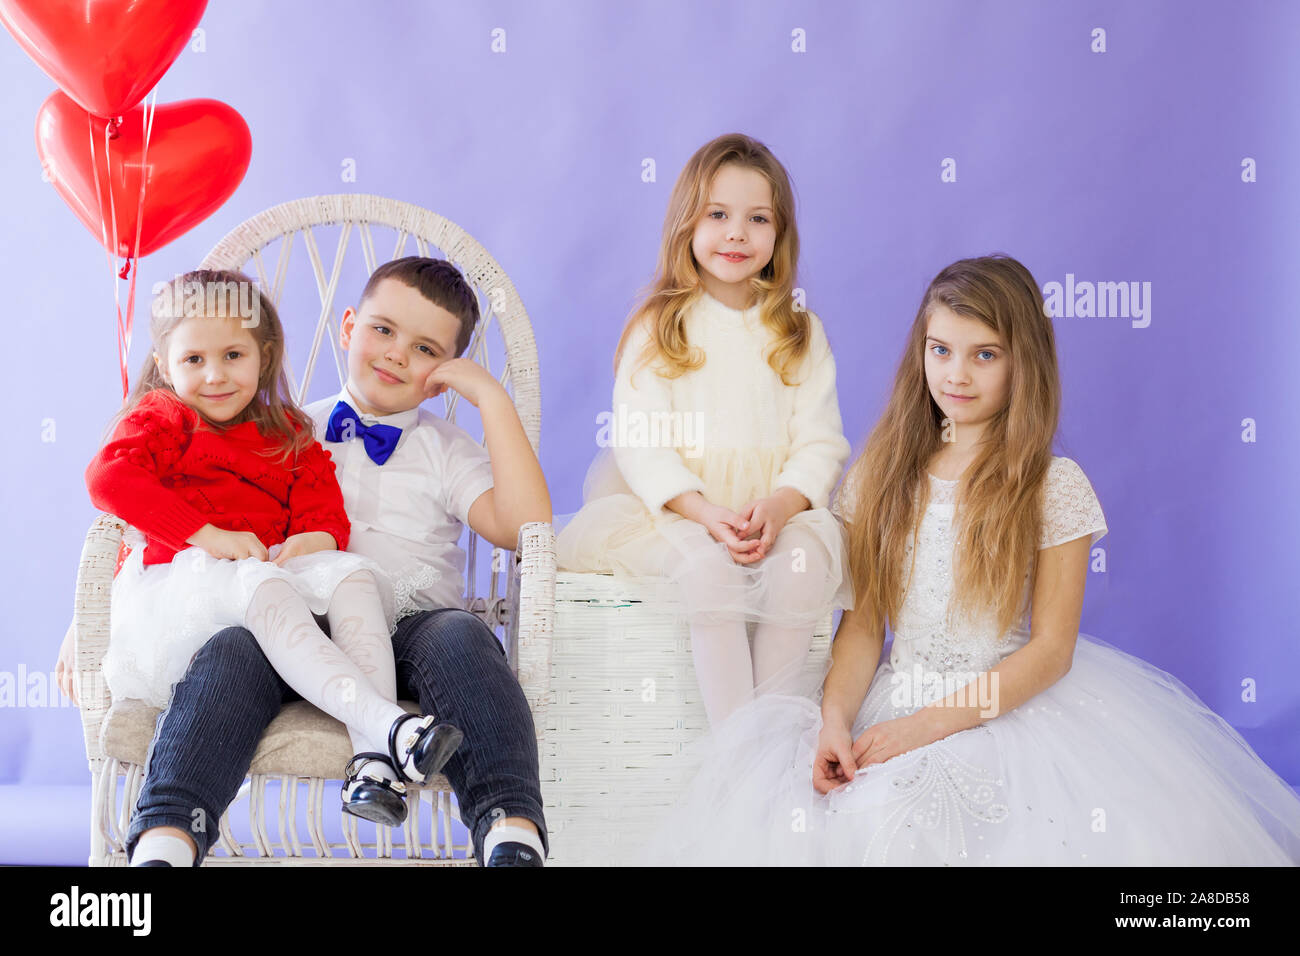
[36,91,252,259]
[0,0,207,119]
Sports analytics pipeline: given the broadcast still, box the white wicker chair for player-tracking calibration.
[543,578,833,866]
[73,194,555,866]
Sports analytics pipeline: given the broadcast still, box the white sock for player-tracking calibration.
[344,754,400,792]
[484,823,545,863]
[355,756,398,784]
[132,831,196,867]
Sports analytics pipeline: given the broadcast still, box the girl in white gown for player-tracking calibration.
[556,133,853,726]
[641,254,1300,866]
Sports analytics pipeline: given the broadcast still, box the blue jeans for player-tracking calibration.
[124,608,549,865]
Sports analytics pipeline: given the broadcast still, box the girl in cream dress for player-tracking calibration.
[557,133,853,726]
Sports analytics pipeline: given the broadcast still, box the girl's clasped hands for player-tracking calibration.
[699,487,809,564]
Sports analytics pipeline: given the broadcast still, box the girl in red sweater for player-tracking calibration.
[87,270,461,830]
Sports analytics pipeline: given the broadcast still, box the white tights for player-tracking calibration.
[685,523,828,727]
[243,571,407,768]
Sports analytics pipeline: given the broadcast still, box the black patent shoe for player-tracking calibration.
[388,714,464,785]
[486,841,544,867]
[341,752,408,827]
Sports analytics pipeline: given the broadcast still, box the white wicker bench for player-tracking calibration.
[542,570,832,866]
[73,194,555,866]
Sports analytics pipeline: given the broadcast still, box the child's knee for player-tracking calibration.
[339,569,378,590]
[244,577,299,629]
[680,545,747,597]
[404,609,504,667]
[763,530,831,615]
[189,626,279,686]
[328,570,385,613]
[249,576,296,605]
[199,626,265,667]
[775,525,831,572]
[441,610,503,658]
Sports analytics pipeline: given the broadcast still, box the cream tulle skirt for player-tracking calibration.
[555,446,853,628]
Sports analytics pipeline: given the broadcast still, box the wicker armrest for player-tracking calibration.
[72,513,125,766]
[507,521,555,733]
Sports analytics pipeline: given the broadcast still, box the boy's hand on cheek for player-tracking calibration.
[423,358,505,408]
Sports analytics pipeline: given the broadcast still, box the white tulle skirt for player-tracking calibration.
[556,446,853,628]
[633,633,1300,866]
[104,530,398,709]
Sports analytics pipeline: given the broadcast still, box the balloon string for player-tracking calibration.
[120,91,156,393]
[104,122,127,400]
[87,115,129,401]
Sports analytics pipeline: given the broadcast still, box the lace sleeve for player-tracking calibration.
[1039,457,1108,550]
[831,462,862,526]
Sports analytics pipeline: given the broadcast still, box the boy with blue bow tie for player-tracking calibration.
[118,257,553,867]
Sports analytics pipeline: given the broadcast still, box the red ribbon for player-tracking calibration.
[88,98,154,401]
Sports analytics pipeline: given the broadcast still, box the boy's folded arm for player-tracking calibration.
[84,398,211,552]
[460,446,543,550]
[466,391,552,548]
[466,487,518,550]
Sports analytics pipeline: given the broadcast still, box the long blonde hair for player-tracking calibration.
[107,269,313,465]
[842,254,1061,641]
[613,132,811,384]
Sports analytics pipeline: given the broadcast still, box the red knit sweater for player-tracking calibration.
[85,389,351,567]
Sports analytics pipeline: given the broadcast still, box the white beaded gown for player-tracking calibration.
[637,457,1300,865]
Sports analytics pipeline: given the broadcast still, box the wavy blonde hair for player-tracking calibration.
[108,269,313,465]
[613,133,811,384]
[842,254,1061,641]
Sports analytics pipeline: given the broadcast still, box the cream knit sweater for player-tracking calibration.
[610,291,851,514]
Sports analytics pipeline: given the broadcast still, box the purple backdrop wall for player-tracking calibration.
[2,1,1296,863]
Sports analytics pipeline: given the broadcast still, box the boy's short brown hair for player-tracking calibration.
[359,257,479,357]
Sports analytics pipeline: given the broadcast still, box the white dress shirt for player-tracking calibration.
[306,385,495,616]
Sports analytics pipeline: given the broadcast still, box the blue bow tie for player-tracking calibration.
[325,400,402,465]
